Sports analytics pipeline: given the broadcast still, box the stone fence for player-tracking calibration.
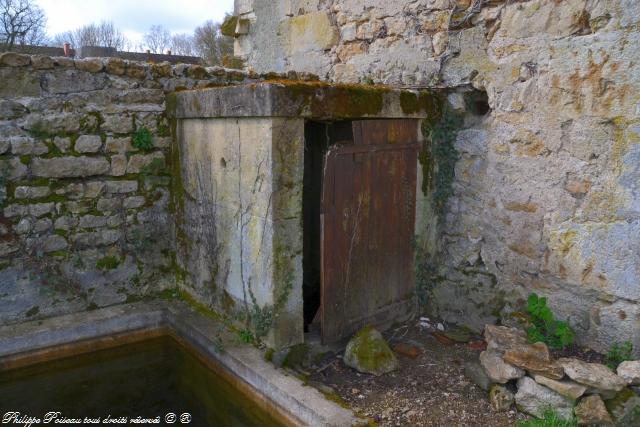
[0,52,316,326]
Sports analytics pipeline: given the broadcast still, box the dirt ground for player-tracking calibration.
[308,321,528,427]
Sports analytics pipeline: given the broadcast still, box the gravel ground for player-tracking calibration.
[308,322,528,427]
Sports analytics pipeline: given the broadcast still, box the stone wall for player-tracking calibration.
[0,52,263,326]
[234,0,640,355]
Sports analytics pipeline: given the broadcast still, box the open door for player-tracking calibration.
[320,119,420,343]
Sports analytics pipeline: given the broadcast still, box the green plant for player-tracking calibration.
[237,328,254,344]
[605,341,633,370]
[96,255,120,271]
[132,126,153,152]
[516,410,577,427]
[526,293,574,350]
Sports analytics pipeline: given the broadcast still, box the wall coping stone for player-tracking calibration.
[170,81,443,120]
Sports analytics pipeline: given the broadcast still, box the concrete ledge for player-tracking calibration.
[170,81,443,120]
[0,301,361,427]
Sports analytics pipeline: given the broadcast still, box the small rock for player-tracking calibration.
[515,376,573,420]
[480,350,525,383]
[617,361,640,385]
[464,361,492,391]
[484,324,528,354]
[343,326,398,376]
[392,342,422,359]
[490,384,514,412]
[503,342,564,379]
[559,358,627,393]
[575,395,613,426]
[437,323,445,331]
[531,373,587,401]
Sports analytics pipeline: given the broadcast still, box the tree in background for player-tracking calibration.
[0,0,47,51]
[194,20,233,66]
[170,33,196,56]
[52,21,128,51]
[143,24,171,54]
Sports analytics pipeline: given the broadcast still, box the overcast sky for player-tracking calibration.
[36,0,235,46]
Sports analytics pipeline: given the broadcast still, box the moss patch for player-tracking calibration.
[343,325,398,375]
[96,255,120,270]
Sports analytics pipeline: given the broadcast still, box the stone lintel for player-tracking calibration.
[169,81,443,120]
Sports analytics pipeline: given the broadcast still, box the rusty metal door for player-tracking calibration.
[320,119,420,343]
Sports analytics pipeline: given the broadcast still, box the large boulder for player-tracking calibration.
[575,395,613,426]
[617,361,640,385]
[480,350,525,383]
[559,358,627,393]
[503,342,564,379]
[515,376,574,420]
[343,326,398,376]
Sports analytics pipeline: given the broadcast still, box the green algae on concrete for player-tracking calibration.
[343,325,398,376]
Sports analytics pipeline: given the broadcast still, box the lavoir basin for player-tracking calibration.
[0,301,358,426]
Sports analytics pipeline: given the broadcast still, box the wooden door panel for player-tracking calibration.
[320,120,419,343]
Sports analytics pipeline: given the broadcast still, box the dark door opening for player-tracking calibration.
[302,121,353,333]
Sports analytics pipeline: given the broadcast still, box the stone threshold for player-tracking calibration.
[0,300,361,427]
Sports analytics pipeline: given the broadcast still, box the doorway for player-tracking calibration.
[303,119,421,344]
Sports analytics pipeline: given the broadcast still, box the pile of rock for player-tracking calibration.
[464,325,640,425]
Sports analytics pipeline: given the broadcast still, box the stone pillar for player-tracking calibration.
[176,117,304,349]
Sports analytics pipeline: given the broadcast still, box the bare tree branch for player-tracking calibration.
[0,0,47,51]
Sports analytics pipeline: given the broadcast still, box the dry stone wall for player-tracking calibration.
[235,0,640,355]
[0,53,264,326]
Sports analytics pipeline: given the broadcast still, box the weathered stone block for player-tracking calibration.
[71,230,120,248]
[110,155,127,176]
[105,137,133,153]
[125,61,147,79]
[105,181,138,194]
[4,203,54,218]
[126,152,165,174]
[43,69,109,94]
[97,198,122,212]
[32,157,110,178]
[285,11,339,54]
[53,136,71,153]
[56,183,84,199]
[43,235,68,253]
[74,135,102,153]
[34,218,52,233]
[0,100,28,120]
[123,196,145,209]
[65,200,93,214]
[15,218,32,234]
[14,186,51,199]
[54,216,78,231]
[79,215,107,229]
[31,55,54,70]
[84,182,106,198]
[102,114,134,134]
[0,52,30,67]
[10,137,48,155]
[75,58,104,73]
[105,57,125,75]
